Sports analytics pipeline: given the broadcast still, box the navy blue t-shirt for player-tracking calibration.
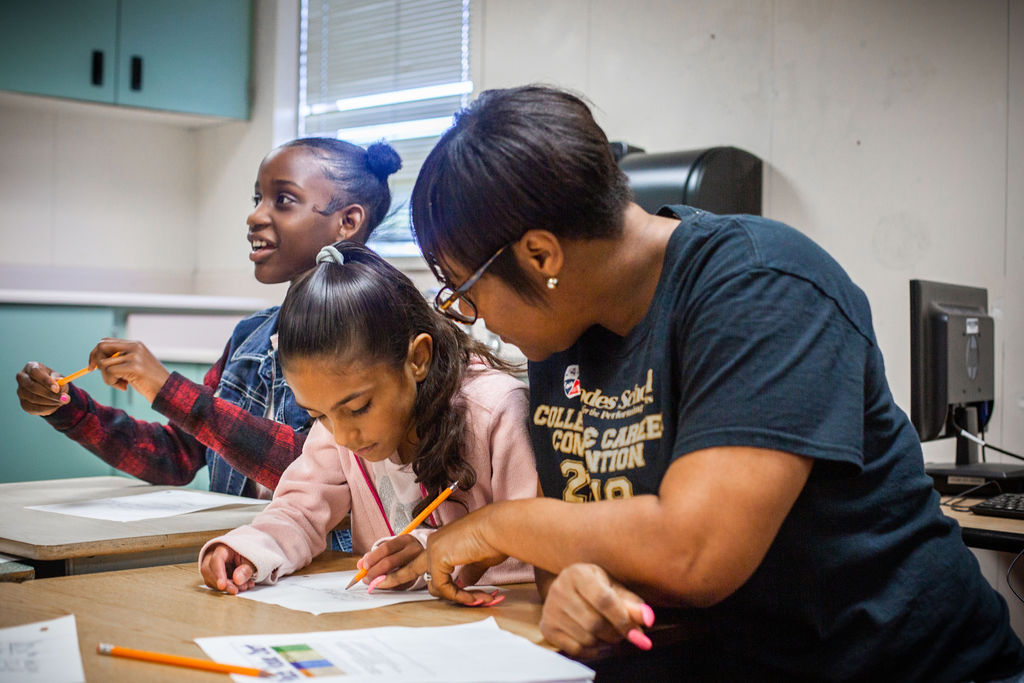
[528,207,1024,681]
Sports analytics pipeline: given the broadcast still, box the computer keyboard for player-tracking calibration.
[970,493,1024,520]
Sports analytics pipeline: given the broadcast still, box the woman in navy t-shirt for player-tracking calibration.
[409,84,1024,682]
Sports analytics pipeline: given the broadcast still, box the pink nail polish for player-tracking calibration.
[640,604,655,628]
[467,597,485,606]
[59,394,70,403]
[626,629,652,651]
[367,575,386,594]
[481,594,505,608]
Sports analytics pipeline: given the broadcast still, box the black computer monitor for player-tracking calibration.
[909,279,995,465]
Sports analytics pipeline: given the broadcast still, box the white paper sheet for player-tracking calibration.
[0,615,85,683]
[195,617,594,682]
[26,489,265,522]
[236,570,440,615]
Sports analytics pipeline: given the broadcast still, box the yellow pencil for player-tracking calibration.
[97,643,270,677]
[57,352,120,386]
[345,481,459,589]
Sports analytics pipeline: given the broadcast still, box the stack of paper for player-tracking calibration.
[196,617,594,682]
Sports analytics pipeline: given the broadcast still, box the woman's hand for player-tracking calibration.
[200,543,257,595]
[539,563,654,659]
[423,507,510,605]
[356,535,425,590]
[89,339,171,404]
[15,362,69,416]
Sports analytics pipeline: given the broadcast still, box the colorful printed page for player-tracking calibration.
[195,617,594,682]
[235,571,439,615]
[26,489,265,522]
[0,615,85,683]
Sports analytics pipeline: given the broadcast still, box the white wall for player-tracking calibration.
[0,92,200,293]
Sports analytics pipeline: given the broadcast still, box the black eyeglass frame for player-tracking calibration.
[432,243,510,324]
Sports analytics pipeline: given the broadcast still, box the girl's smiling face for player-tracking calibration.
[246,146,350,284]
[284,336,433,464]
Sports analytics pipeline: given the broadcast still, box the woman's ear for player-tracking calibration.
[514,229,564,280]
[336,204,368,242]
[406,333,434,382]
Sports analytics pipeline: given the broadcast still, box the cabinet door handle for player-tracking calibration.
[130,56,143,91]
[91,51,104,86]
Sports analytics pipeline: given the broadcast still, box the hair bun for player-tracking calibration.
[365,141,403,179]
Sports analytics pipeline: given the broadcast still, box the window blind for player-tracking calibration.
[299,0,471,256]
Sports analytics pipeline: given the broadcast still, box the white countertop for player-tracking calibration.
[0,289,271,313]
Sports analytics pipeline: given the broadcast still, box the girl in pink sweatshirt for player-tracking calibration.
[199,241,537,600]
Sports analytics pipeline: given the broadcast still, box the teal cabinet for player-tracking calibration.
[0,305,120,482]
[0,0,251,119]
[117,0,251,118]
[1,305,213,490]
[0,0,118,104]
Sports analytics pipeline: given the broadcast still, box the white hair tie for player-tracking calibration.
[316,245,345,265]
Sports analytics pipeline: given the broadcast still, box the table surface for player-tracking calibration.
[0,476,267,561]
[0,552,549,682]
[942,496,1024,552]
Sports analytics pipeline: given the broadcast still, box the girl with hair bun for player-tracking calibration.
[16,138,401,553]
[199,241,537,598]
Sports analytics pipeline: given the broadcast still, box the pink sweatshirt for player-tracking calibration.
[200,365,537,587]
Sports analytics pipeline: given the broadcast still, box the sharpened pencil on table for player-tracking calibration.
[97,642,270,677]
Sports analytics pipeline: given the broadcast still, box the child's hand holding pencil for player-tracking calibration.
[15,361,73,416]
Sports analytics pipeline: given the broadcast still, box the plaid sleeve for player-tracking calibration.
[150,344,306,490]
[43,383,207,486]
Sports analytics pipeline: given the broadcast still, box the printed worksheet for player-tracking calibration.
[236,571,440,615]
[195,617,594,682]
[26,489,265,522]
[0,615,85,683]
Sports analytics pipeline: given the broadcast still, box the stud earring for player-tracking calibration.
[546,277,559,290]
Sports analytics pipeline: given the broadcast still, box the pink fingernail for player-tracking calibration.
[481,594,505,608]
[467,597,485,606]
[367,575,386,594]
[640,604,655,628]
[59,394,70,403]
[626,629,652,651]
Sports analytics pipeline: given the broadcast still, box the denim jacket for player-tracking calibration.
[211,306,351,551]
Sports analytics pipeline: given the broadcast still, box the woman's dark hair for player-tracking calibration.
[410,85,632,302]
[278,241,520,518]
[282,138,402,241]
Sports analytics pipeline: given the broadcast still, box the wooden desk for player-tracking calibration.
[0,552,548,682]
[0,476,267,575]
[944,497,1024,553]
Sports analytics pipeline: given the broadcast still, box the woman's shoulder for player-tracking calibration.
[459,360,529,413]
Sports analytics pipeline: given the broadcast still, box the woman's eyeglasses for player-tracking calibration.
[432,243,509,325]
